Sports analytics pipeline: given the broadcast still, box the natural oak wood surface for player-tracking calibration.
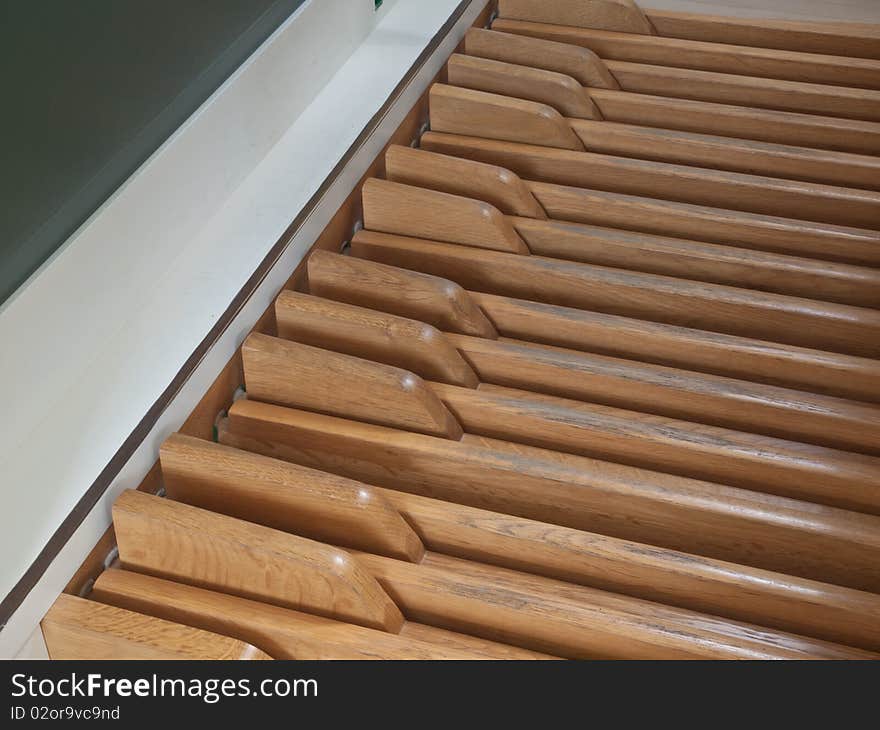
[242,331,463,439]
[432,382,880,515]
[303,252,880,402]
[472,292,880,403]
[604,59,880,122]
[146,437,880,651]
[586,87,880,155]
[350,231,880,358]
[465,27,620,89]
[42,594,271,660]
[381,488,880,652]
[565,120,880,191]
[447,53,603,119]
[221,400,880,593]
[511,217,880,308]
[275,289,479,388]
[446,334,880,454]
[418,119,880,228]
[362,178,530,254]
[92,570,549,660]
[497,0,656,36]
[386,143,547,218]
[492,19,880,89]
[644,10,880,59]
[306,250,498,339]
[353,550,876,659]
[526,179,880,267]
[419,135,880,265]
[429,84,585,151]
[112,489,404,632]
[160,432,425,562]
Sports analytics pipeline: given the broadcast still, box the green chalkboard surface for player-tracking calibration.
[0,0,307,305]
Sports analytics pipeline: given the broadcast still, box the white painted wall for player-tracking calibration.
[0,0,487,656]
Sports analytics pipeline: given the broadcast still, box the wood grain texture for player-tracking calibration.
[448,334,880,454]
[354,551,875,659]
[473,292,880,403]
[587,87,880,155]
[447,53,602,119]
[275,290,478,388]
[433,382,880,515]
[464,28,619,89]
[429,84,585,151]
[385,144,546,219]
[242,332,463,439]
[362,178,529,254]
[646,9,880,59]
[42,594,270,660]
[112,489,404,632]
[350,230,880,358]
[92,570,545,660]
[419,134,880,265]
[566,119,880,190]
[160,433,425,562]
[421,128,880,228]
[492,18,880,89]
[306,250,498,339]
[605,59,880,122]
[221,400,880,593]
[382,489,880,652]
[512,217,880,308]
[497,0,655,35]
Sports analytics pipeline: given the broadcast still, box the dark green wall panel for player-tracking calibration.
[0,0,307,304]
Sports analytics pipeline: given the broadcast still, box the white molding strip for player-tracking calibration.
[0,0,488,657]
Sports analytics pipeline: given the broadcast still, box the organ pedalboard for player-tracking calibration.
[35,0,880,660]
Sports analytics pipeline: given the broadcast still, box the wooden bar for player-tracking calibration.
[419,134,880,264]
[221,400,880,593]
[242,332,463,439]
[112,489,404,632]
[492,19,880,89]
[351,231,880,358]
[42,594,271,660]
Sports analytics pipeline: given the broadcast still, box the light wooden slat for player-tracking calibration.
[447,53,603,119]
[112,489,404,632]
[432,382,880,514]
[306,250,498,339]
[221,400,880,593]
[385,143,546,218]
[429,84,585,151]
[448,335,880,454]
[353,550,876,659]
[351,231,880,358]
[423,99,880,227]
[473,292,880,404]
[646,9,880,59]
[383,489,880,652]
[362,178,529,254]
[512,217,880,308]
[492,18,880,89]
[242,332,463,439]
[587,87,880,155]
[465,27,620,89]
[275,289,479,388]
[566,120,880,191]
[606,59,880,122]
[497,0,656,35]
[42,594,271,660]
[304,252,880,402]
[160,433,425,562]
[92,570,547,660]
